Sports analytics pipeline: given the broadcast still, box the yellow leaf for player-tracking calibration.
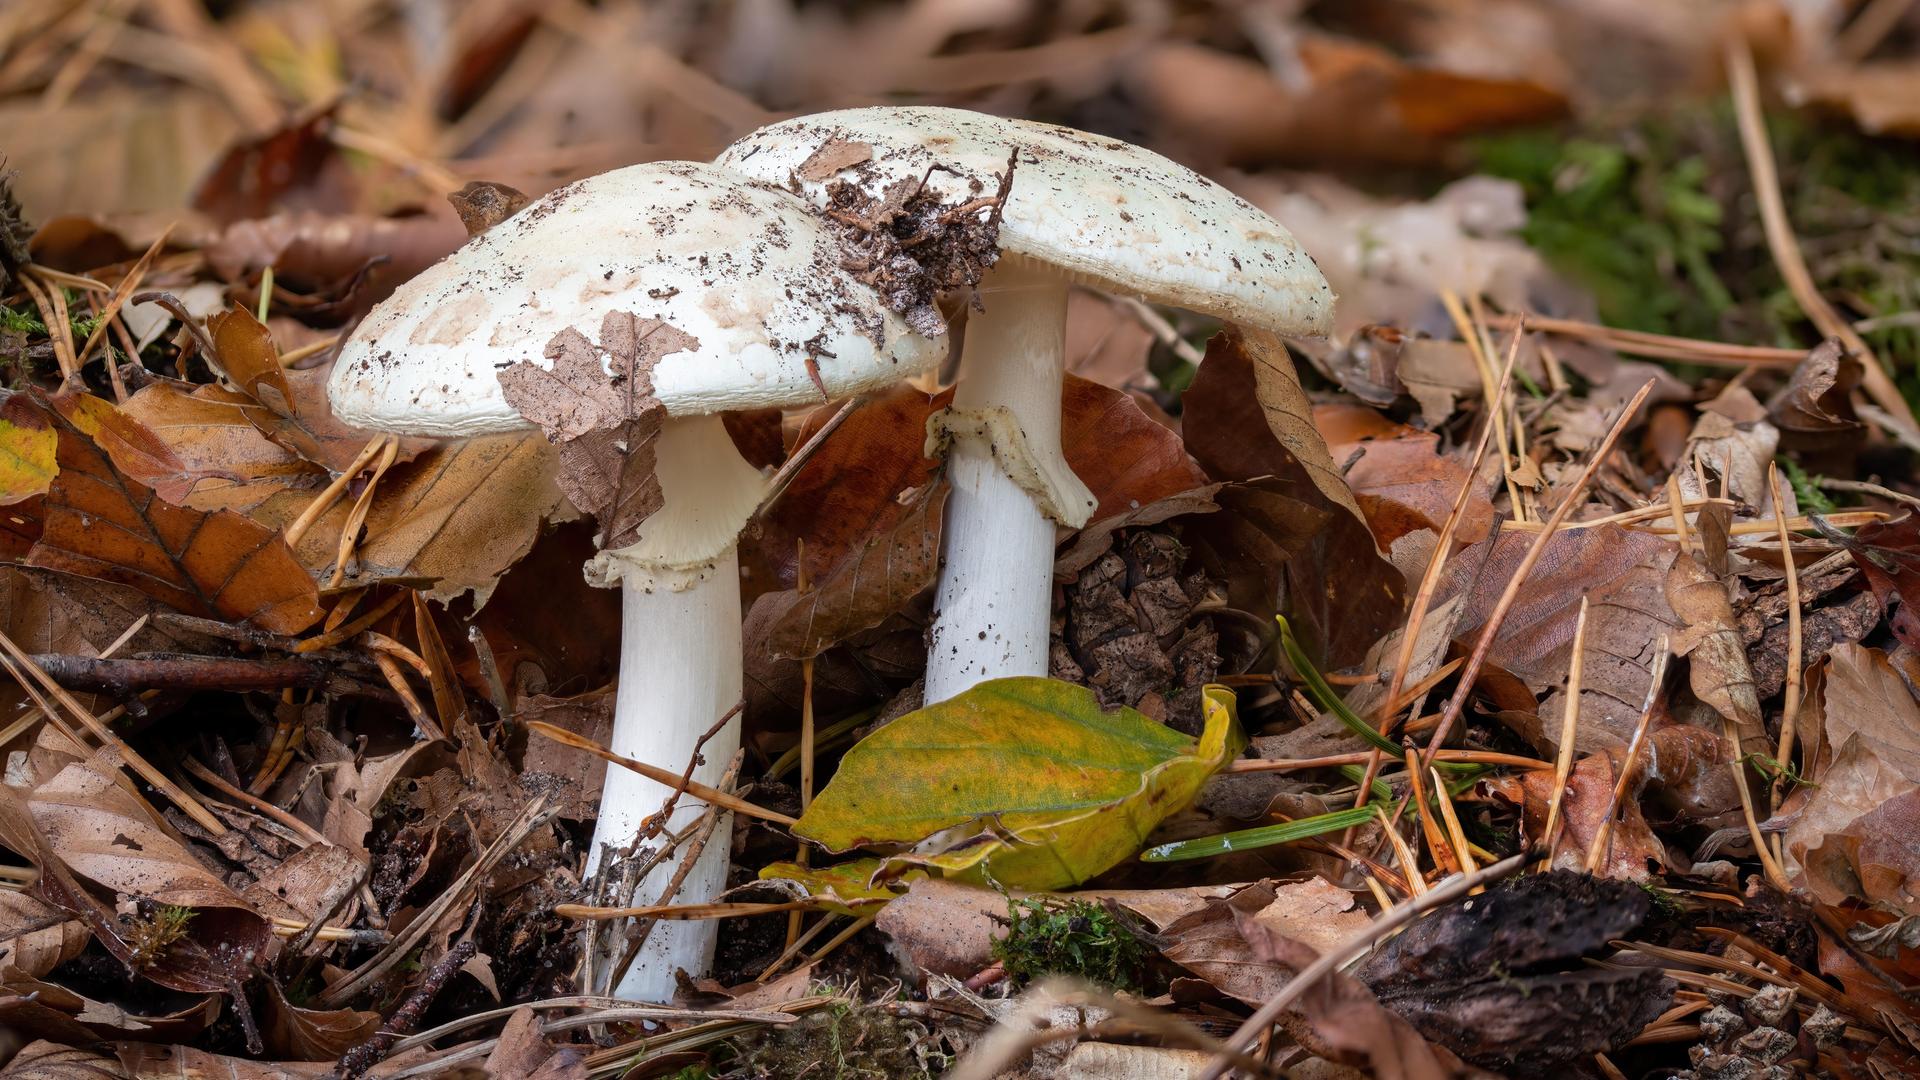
[757,857,919,915]
[795,679,1243,891]
[0,396,55,505]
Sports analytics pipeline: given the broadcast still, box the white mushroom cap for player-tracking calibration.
[329,161,944,439]
[716,106,1334,335]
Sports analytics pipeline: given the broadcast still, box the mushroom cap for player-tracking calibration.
[716,106,1333,335]
[329,161,944,438]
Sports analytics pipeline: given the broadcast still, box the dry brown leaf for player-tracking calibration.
[750,383,951,595]
[205,308,297,418]
[1789,62,1920,138]
[24,395,322,634]
[482,1007,589,1080]
[1441,525,1678,749]
[1679,385,1787,516]
[1521,751,1665,881]
[0,893,87,983]
[515,688,614,823]
[1777,645,1920,912]
[0,1040,130,1079]
[1126,36,1563,168]
[251,433,562,605]
[1315,403,1494,548]
[1666,550,1766,753]
[115,381,321,511]
[763,477,948,661]
[261,982,379,1063]
[498,312,683,551]
[1183,329,1404,669]
[1060,375,1209,523]
[1767,339,1862,460]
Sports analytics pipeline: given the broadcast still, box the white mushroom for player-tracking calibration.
[329,161,941,1000]
[718,107,1334,702]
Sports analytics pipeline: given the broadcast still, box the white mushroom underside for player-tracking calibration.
[587,414,769,592]
[716,106,1335,336]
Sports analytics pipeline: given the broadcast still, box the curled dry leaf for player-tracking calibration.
[1776,644,1920,914]
[0,892,88,982]
[1182,327,1404,668]
[205,308,297,418]
[1520,751,1665,880]
[497,312,681,551]
[1666,550,1766,753]
[1767,338,1862,460]
[1839,513,1920,651]
[24,394,322,634]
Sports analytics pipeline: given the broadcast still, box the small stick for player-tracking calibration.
[527,721,796,826]
[1500,497,1738,533]
[557,899,813,921]
[754,396,860,518]
[1817,478,1920,511]
[789,540,815,951]
[0,627,227,835]
[1540,596,1589,869]
[1726,38,1915,428]
[1197,855,1527,1080]
[333,940,478,1079]
[1767,464,1804,814]
[1586,643,1669,874]
[758,912,842,981]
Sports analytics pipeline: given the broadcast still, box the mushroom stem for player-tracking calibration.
[925,261,1075,702]
[589,552,744,1001]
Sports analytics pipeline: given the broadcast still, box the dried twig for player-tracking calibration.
[333,940,477,1080]
[527,720,794,826]
[1540,596,1589,868]
[1586,643,1669,874]
[1725,38,1914,428]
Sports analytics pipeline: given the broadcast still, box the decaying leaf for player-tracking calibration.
[1666,549,1766,753]
[497,311,684,550]
[796,680,1243,890]
[24,395,322,633]
[115,381,321,511]
[205,307,296,417]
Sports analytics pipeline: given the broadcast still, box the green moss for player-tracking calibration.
[991,895,1148,992]
[723,1000,942,1079]
[1477,105,1920,404]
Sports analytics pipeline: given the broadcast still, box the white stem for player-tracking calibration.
[584,418,759,1002]
[924,262,1070,703]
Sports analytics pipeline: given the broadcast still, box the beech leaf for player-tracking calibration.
[23,395,322,634]
[0,394,56,505]
[796,679,1244,890]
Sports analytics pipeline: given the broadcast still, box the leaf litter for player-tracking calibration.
[0,2,1918,1078]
